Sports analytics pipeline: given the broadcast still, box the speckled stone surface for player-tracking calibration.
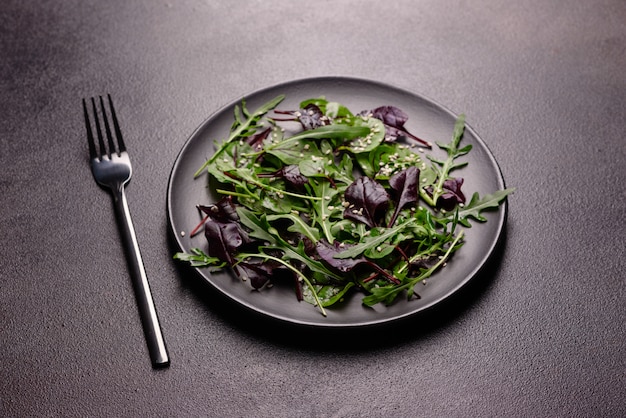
[1,0,625,416]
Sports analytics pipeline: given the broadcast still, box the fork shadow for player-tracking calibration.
[168,225,509,354]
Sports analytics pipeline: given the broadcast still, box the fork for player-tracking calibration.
[82,95,169,368]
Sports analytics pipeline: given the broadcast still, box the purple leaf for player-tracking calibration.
[281,165,308,187]
[238,261,277,289]
[360,105,431,146]
[245,126,272,150]
[298,103,328,130]
[388,166,420,226]
[343,177,389,228]
[369,106,409,129]
[426,177,466,211]
[198,196,239,223]
[316,240,368,272]
[274,104,328,130]
[204,220,249,265]
[257,164,309,189]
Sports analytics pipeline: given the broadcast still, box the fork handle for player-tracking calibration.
[112,185,170,368]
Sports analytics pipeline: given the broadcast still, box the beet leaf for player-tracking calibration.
[343,177,389,228]
[388,166,420,227]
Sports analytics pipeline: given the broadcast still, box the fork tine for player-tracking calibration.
[99,95,118,157]
[83,98,98,160]
[91,97,108,159]
[107,94,126,153]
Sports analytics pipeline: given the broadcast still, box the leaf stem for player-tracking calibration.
[431,114,465,204]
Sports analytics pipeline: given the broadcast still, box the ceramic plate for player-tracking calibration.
[167,77,508,328]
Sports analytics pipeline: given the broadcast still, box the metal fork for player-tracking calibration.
[82,95,169,368]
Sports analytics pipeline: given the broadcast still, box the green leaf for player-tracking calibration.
[303,282,355,307]
[266,213,321,243]
[173,248,225,268]
[268,139,324,166]
[362,284,402,306]
[269,124,370,150]
[453,188,515,227]
[362,230,465,306]
[195,95,285,177]
[422,114,468,206]
[364,243,395,259]
[333,219,414,259]
[299,98,354,119]
[236,207,277,243]
[342,117,385,154]
[308,178,340,243]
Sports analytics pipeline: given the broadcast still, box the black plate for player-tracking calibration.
[167,76,508,328]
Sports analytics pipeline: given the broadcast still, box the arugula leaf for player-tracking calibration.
[194,94,285,177]
[421,114,468,207]
[362,230,464,306]
[309,178,340,243]
[266,213,321,243]
[443,188,515,227]
[173,248,225,268]
[333,219,414,259]
[303,282,355,307]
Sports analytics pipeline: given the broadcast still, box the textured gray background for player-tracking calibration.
[1,0,625,416]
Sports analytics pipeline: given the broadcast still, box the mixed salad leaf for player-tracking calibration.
[174,95,514,316]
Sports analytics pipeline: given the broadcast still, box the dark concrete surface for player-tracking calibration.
[1,1,624,416]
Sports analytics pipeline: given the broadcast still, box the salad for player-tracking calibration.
[174,95,513,316]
